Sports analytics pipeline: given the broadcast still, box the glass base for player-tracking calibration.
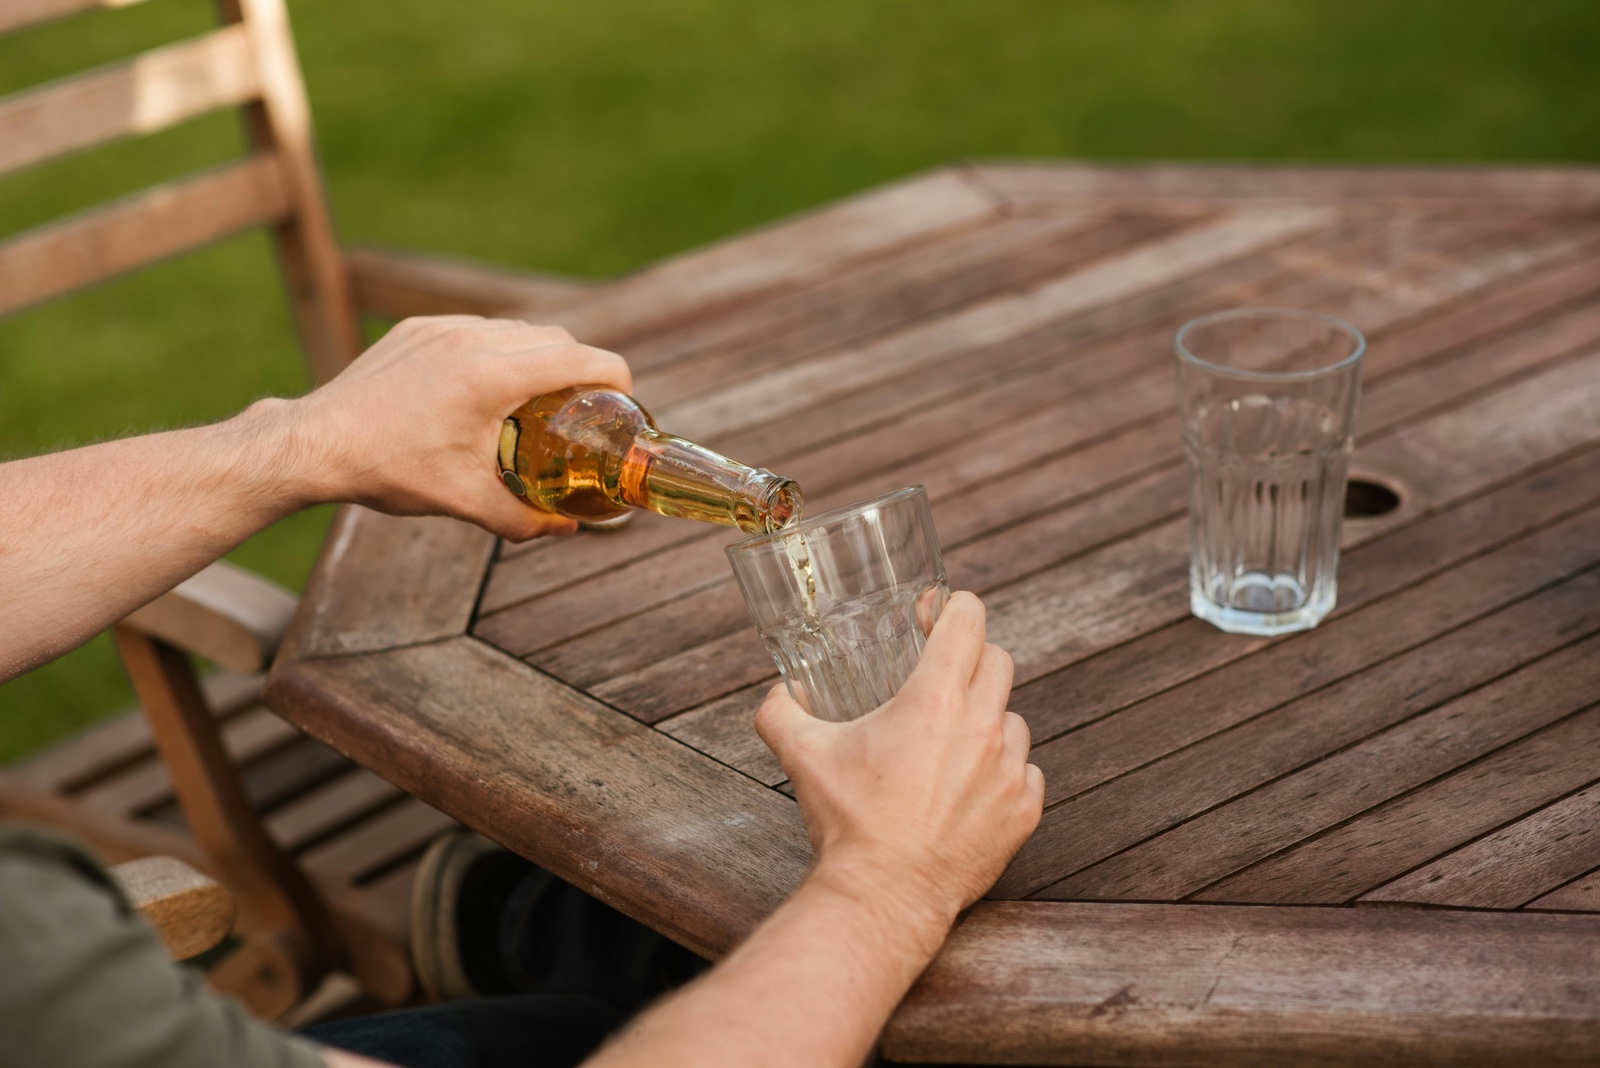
[1191,583,1333,637]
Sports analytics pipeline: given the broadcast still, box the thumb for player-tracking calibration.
[754,683,817,766]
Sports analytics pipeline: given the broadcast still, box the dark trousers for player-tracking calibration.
[304,993,623,1068]
[303,869,704,1068]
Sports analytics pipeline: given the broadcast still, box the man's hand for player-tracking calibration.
[0,315,630,679]
[279,316,632,541]
[755,591,1044,933]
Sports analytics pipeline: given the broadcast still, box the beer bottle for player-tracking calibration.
[498,386,802,534]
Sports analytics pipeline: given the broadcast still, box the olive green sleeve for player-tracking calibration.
[0,826,327,1068]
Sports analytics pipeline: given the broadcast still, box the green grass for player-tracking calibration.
[3,0,1598,762]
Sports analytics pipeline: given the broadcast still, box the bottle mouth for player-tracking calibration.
[758,477,804,533]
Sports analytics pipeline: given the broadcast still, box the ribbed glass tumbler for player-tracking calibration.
[1176,308,1366,636]
[726,486,948,722]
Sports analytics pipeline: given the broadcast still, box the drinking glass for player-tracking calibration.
[1175,308,1366,636]
[726,486,949,722]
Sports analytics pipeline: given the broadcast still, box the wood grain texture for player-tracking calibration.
[0,25,257,177]
[523,167,999,346]
[1361,780,1600,909]
[658,208,1331,443]
[487,210,1584,589]
[1035,570,1600,904]
[270,168,1600,1059]
[10,672,261,790]
[626,213,1180,410]
[0,153,289,316]
[479,216,1599,695]
[265,637,813,959]
[1528,870,1600,912]
[110,855,235,960]
[286,506,494,660]
[346,246,590,319]
[883,901,1600,1067]
[972,161,1600,213]
[223,0,363,381]
[74,703,299,817]
[1190,646,1600,907]
[263,766,405,854]
[123,560,297,675]
[1001,517,1600,898]
[299,795,453,884]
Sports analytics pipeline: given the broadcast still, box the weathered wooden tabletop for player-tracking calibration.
[267,163,1600,1066]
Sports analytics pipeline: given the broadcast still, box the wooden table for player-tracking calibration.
[266,164,1600,1066]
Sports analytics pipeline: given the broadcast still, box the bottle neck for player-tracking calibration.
[621,429,802,534]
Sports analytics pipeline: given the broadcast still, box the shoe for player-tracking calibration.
[410,829,544,1001]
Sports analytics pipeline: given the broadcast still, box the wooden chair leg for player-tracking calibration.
[111,626,341,996]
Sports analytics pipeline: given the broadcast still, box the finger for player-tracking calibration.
[1002,711,1031,764]
[914,585,943,637]
[753,684,815,766]
[905,591,986,695]
[969,643,1014,712]
[1025,763,1046,808]
[469,488,580,542]
[501,341,633,401]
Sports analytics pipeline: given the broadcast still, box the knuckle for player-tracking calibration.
[1007,710,1031,744]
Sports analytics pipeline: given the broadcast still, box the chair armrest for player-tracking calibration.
[348,245,592,320]
[109,856,235,960]
[122,560,297,674]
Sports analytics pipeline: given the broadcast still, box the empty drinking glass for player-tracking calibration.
[726,486,948,722]
[1175,308,1366,636]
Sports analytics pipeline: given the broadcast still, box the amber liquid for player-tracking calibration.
[501,387,802,534]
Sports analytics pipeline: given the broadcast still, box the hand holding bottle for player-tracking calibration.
[290,315,633,541]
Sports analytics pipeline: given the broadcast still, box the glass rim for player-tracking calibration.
[1175,307,1367,383]
[725,484,928,556]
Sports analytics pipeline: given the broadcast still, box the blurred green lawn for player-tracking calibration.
[3,0,1598,763]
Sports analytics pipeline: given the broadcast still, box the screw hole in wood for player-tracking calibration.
[1344,478,1401,518]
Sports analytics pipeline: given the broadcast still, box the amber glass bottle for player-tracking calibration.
[498,386,803,534]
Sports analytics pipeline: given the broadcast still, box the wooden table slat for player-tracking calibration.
[525,168,999,350]
[1040,570,1600,903]
[971,161,1600,210]
[1197,699,1600,908]
[883,901,1600,1067]
[287,507,496,661]
[1527,868,1600,912]
[661,208,1333,443]
[1360,780,1600,909]
[629,214,1181,411]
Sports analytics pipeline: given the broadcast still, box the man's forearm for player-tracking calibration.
[586,860,953,1068]
[0,400,318,680]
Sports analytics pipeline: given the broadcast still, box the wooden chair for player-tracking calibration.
[112,854,236,962]
[0,0,589,1019]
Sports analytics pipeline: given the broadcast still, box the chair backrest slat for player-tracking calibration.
[0,0,362,382]
[223,0,361,382]
[0,152,289,317]
[0,0,153,36]
[0,24,258,178]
